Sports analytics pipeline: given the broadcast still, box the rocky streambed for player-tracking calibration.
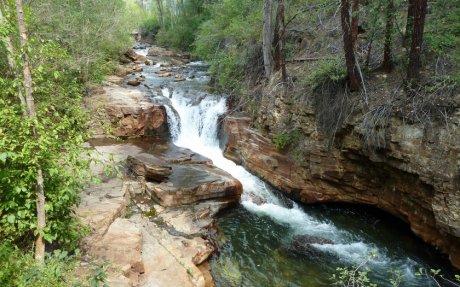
[78,44,457,287]
[78,46,242,286]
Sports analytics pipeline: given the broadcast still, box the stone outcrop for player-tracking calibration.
[222,113,460,269]
[125,147,242,207]
[80,138,241,286]
[124,48,147,63]
[127,153,173,182]
[86,85,168,138]
[145,164,242,207]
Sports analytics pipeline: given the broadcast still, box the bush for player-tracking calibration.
[272,129,301,150]
[306,57,347,91]
[0,243,109,287]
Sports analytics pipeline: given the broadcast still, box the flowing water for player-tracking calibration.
[134,48,455,287]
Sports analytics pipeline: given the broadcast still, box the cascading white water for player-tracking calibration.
[163,88,392,266]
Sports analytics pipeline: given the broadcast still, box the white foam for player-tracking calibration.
[165,87,422,278]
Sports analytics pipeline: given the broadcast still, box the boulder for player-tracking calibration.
[146,164,242,207]
[127,79,141,86]
[127,153,173,182]
[174,75,186,82]
[286,235,335,258]
[86,86,168,138]
[157,71,174,78]
[124,48,147,63]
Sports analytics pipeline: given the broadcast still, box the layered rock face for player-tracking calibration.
[86,85,168,138]
[79,140,243,287]
[223,111,460,269]
[127,152,242,207]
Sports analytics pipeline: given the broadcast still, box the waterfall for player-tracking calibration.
[161,88,392,266]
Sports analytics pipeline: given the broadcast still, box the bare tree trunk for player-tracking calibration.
[276,0,287,83]
[15,0,46,262]
[407,0,427,81]
[382,0,394,73]
[404,0,415,47]
[351,0,359,49]
[263,0,274,78]
[156,0,165,31]
[273,1,280,71]
[0,4,27,113]
[341,0,360,91]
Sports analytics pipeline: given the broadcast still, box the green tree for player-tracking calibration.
[0,1,91,253]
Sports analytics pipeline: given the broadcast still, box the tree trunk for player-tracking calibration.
[263,0,274,78]
[0,4,27,113]
[351,0,359,49]
[276,0,287,83]
[404,0,415,47]
[273,1,280,71]
[382,0,394,73]
[341,0,360,91]
[407,0,427,81]
[15,0,46,262]
[156,0,165,31]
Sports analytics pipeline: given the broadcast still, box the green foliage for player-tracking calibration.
[0,243,109,287]
[85,262,109,287]
[140,16,161,38]
[194,0,263,92]
[331,266,377,287]
[425,0,460,83]
[28,0,143,82]
[272,129,301,150]
[0,244,77,287]
[145,0,210,51]
[306,58,347,91]
[0,35,91,248]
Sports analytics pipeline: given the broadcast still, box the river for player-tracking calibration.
[135,46,454,287]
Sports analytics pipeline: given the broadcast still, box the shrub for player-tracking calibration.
[272,129,302,150]
[306,57,347,91]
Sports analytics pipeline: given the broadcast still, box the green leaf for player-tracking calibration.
[7,215,15,224]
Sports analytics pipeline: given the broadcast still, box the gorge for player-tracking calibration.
[81,45,458,286]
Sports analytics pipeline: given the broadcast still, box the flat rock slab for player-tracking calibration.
[90,218,144,286]
[146,164,242,207]
[130,215,211,287]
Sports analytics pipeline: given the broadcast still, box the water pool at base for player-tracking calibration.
[210,204,453,287]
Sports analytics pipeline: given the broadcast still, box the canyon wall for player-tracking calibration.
[222,92,460,269]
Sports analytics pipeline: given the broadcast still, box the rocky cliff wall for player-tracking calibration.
[222,91,460,268]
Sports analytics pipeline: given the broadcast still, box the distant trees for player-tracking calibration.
[28,0,141,82]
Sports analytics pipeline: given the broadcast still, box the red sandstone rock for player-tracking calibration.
[223,115,460,269]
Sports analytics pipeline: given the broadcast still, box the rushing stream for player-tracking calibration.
[135,47,454,286]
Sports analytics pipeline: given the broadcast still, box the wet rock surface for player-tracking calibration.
[285,235,335,259]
